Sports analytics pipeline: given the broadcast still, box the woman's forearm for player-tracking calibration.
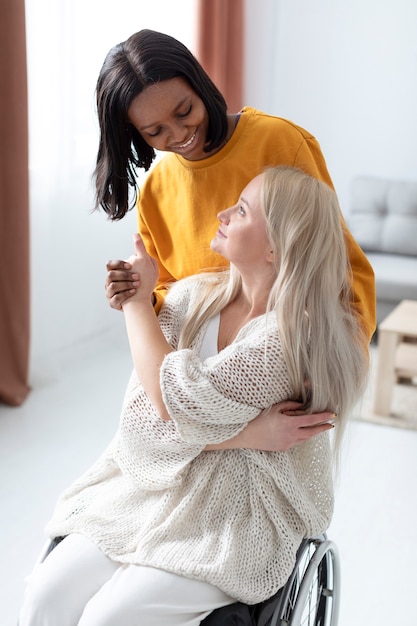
[204,426,252,450]
[123,299,173,420]
[204,403,335,452]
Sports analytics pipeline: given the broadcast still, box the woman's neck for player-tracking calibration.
[217,278,273,352]
[226,113,240,142]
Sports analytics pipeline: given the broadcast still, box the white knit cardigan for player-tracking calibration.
[46,277,334,604]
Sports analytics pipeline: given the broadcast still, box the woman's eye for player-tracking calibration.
[238,206,246,216]
[178,105,192,118]
[147,128,161,138]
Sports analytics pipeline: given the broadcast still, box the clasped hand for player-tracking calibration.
[105,233,157,309]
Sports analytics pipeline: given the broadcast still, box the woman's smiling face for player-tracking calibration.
[211,174,273,271]
[128,77,211,160]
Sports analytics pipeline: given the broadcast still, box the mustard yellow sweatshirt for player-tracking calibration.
[138,107,376,341]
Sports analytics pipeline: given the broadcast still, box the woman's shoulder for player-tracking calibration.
[240,106,317,141]
[162,276,194,304]
[235,314,284,363]
[159,275,209,317]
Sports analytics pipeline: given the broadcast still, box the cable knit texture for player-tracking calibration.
[46,277,334,603]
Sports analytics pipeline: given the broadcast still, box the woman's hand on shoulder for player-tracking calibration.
[253,401,335,451]
[205,401,335,452]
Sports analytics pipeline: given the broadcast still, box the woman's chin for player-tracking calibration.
[210,238,223,254]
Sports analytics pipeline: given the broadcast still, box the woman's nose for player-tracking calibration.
[169,122,189,146]
[217,207,231,222]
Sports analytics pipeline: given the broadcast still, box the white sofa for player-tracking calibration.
[347,176,417,325]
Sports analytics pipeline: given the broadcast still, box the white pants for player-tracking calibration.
[19,534,236,626]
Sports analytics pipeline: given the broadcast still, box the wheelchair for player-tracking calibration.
[34,533,340,626]
[255,534,340,626]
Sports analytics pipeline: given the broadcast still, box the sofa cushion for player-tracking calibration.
[365,252,417,302]
[349,176,417,256]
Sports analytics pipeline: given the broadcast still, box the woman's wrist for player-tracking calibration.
[123,296,155,311]
[204,425,251,451]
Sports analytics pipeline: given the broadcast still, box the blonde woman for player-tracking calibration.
[20,167,368,626]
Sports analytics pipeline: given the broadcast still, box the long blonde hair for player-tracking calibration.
[177,166,368,452]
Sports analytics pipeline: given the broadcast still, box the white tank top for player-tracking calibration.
[199,314,220,360]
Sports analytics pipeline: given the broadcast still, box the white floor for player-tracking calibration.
[1,329,417,626]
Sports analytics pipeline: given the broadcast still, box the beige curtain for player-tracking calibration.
[196,0,244,113]
[0,0,30,406]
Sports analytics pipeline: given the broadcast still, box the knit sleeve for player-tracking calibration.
[160,320,294,444]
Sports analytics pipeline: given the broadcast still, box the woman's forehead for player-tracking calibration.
[127,77,194,127]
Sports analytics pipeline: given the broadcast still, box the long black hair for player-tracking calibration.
[94,29,228,220]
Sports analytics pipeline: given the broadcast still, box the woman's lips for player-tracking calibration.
[178,132,196,149]
[172,131,197,152]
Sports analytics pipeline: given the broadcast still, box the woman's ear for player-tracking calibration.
[266,249,274,263]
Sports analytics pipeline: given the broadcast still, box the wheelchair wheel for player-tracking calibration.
[269,535,340,626]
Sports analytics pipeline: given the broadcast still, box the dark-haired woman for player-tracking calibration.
[98,29,374,448]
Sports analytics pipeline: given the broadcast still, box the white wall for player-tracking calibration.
[26,0,197,379]
[245,0,417,212]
